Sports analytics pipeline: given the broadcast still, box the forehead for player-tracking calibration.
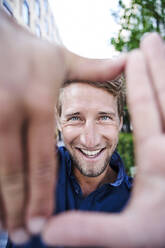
[60,83,118,114]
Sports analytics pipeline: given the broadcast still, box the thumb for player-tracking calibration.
[42,211,132,247]
[64,49,126,82]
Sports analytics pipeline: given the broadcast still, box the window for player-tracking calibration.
[51,14,54,27]
[45,19,49,35]
[22,0,30,26]
[35,0,40,18]
[44,0,48,12]
[35,24,41,37]
[3,0,13,16]
[50,32,54,42]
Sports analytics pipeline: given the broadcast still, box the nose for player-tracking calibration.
[79,120,101,148]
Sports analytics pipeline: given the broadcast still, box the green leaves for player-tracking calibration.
[117,133,134,176]
[111,0,165,52]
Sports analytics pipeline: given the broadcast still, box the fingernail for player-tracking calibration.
[10,228,30,244]
[28,217,46,234]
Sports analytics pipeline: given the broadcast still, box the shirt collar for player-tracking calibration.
[109,151,125,187]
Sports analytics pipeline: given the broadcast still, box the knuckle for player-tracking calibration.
[29,197,53,216]
[1,172,24,200]
[7,212,24,230]
[31,159,55,186]
[0,94,21,130]
[128,93,153,110]
[25,92,53,118]
[1,172,25,227]
[29,160,55,214]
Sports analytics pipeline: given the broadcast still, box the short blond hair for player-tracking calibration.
[57,77,125,118]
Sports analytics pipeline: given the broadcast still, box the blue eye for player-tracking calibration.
[100,116,111,121]
[69,116,80,121]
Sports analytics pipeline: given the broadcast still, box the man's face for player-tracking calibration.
[58,83,122,177]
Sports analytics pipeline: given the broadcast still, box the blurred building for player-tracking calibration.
[0,0,61,43]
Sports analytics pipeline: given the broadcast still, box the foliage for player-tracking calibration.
[111,0,165,51]
[117,132,135,175]
[122,104,132,133]
[111,0,165,133]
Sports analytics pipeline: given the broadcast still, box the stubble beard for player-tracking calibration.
[70,152,111,177]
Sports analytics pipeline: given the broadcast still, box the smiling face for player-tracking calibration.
[58,83,122,178]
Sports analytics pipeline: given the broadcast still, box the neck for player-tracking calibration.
[73,165,117,197]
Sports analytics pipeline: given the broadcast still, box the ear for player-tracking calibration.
[119,116,123,131]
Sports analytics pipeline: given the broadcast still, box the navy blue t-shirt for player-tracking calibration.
[7,146,132,248]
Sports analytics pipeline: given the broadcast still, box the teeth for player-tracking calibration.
[80,149,102,156]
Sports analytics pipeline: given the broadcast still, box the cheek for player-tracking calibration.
[100,125,119,142]
[61,126,81,144]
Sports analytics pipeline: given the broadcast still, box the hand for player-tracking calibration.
[0,8,126,244]
[43,33,165,248]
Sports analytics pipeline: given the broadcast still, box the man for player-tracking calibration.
[57,79,132,207]
[7,78,132,247]
[0,7,165,248]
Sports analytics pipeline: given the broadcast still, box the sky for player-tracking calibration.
[50,0,130,58]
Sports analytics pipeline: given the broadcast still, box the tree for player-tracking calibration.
[111,0,165,52]
[110,0,165,133]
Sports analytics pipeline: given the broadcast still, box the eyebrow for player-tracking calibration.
[98,111,116,116]
[65,111,116,117]
[65,112,80,118]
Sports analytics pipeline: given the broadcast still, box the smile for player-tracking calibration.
[77,148,105,158]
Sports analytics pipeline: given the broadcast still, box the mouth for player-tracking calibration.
[76,147,105,158]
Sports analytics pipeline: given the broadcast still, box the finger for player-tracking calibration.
[140,33,165,129]
[0,191,5,230]
[26,98,56,235]
[42,211,134,247]
[0,120,29,244]
[64,49,126,82]
[126,49,161,154]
